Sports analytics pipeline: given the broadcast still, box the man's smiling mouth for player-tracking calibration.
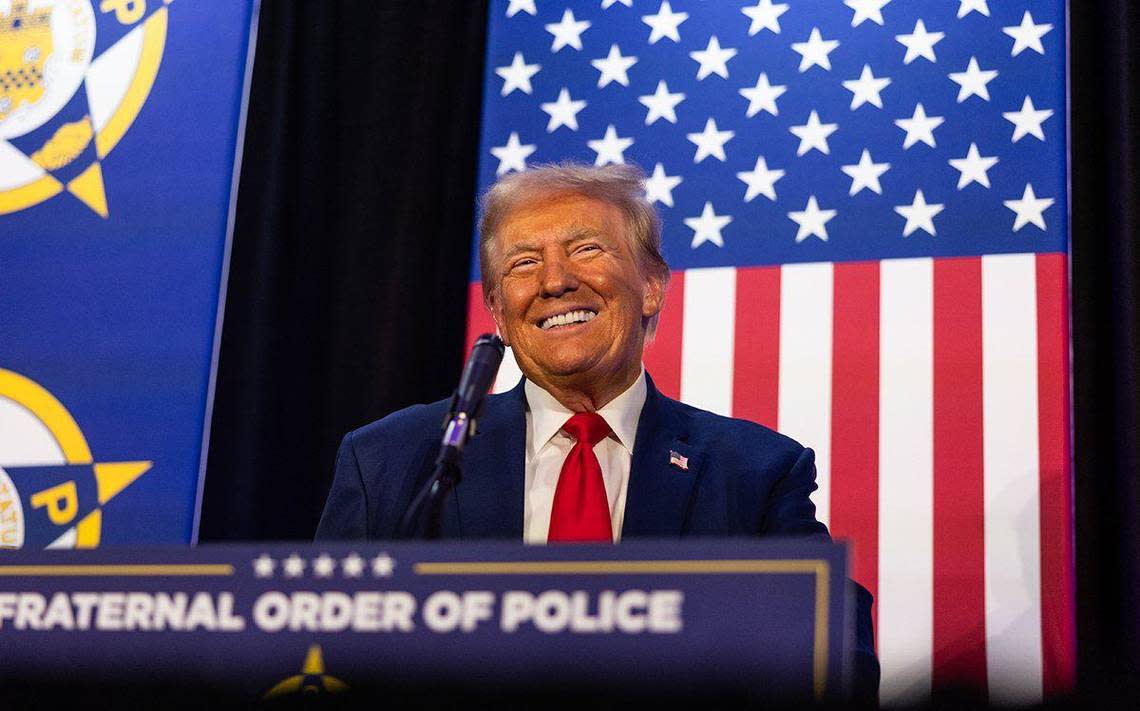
[539,309,597,330]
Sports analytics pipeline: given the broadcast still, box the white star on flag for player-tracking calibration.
[371,554,396,577]
[341,553,365,578]
[792,27,840,72]
[790,110,838,156]
[602,0,633,8]
[684,202,732,248]
[283,554,305,578]
[644,162,682,206]
[639,80,685,125]
[540,88,587,132]
[896,19,944,64]
[506,0,536,18]
[741,0,788,36]
[1003,11,1052,56]
[739,72,786,117]
[841,149,890,195]
[687,118,734,163]
[642,1,688,44]
[491,132,536,174]
[252,554,275,578]
[545,9,590,52]
[845,0,891,27]
[843,64,891,110]
[737,155,785,202]
[1003,96,1054,142]
[495,52,540,96]
[1004,183,1055,231]
[689,36,737,80]
[788,196,837,242]
[313,553,336,578]
[895,189,945,237]
[588,124,634,165]
[957,0,990,19]
[949,57,998,103]
[895,103,944,149]
[592,44,637,87]
[949,143,999,189]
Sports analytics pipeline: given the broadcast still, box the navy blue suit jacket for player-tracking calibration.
[316,374,878,697]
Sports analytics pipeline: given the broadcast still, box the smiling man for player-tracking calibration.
[487,188,664,414]
[478,175,668,543]
[316,163,877,694]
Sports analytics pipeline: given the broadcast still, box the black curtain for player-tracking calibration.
[198,0,489,541]
[1070,0,1140,699]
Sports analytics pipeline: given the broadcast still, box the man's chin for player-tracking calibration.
[532,361,598,380]
[518,354,605,383]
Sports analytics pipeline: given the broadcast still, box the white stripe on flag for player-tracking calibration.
[777,262,833,526]
[981,254,1044,705]
[680,267,736,416]
[878,258,935,705]
[494,346,524,393]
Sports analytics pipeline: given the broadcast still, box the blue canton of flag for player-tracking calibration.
[474,0,1065,276]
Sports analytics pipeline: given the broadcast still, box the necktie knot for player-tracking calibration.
[562,412,612,448]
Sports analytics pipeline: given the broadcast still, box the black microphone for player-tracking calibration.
[399,333,504,539]
[449,333,506,429]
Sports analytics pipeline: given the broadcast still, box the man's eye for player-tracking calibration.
[510,258,537,270]
[576,244,601,254]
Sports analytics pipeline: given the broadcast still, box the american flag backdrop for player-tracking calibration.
[464,1,1073,704]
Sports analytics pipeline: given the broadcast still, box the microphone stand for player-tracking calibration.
[398,409,471,539]
[398,333,503,539]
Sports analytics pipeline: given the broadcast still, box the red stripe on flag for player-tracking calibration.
[932,257,987,689]
[1035,253,1076,695]
[829,262,880,635]
[644,271,684,399]
[732,266,781,429]
[466,282,497,356]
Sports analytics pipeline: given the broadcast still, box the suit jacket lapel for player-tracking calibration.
[622,374,704,537]
[447,379,526,538]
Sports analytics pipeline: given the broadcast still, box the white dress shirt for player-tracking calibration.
[523,370,647,544]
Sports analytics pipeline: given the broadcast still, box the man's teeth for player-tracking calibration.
[541,310,596,330]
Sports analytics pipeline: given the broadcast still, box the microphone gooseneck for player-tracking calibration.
[398,334,504,539]
[445,333,506,449]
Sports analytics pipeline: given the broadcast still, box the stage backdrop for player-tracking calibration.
[0,1,257,546]
[464,0,1073,705]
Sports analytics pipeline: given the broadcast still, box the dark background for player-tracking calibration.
[197,0,1139,702]
[199,0,489,541]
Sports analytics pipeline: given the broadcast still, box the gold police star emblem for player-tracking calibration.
[264,645,350,698]
[0,0,173,218]
[0,368,151,548]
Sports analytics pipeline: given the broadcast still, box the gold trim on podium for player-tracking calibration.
[0,564,234,576]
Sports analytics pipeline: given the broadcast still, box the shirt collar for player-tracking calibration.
[524,369,647,456]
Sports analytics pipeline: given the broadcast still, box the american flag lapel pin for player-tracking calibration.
[669,450,689,471]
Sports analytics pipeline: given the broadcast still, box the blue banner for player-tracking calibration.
[0,540,851,702]
[0,0,258,546]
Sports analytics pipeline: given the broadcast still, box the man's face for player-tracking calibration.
[488,192,664,394]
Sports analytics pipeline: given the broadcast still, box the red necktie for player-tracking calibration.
[547,412,613,542]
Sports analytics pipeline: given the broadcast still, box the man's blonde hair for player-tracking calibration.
[477,162,671,336]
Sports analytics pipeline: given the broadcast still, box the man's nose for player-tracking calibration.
[538,254,579,297]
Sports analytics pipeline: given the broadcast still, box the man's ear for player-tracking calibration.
[642,273,666,320]
[485,286,511,346]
